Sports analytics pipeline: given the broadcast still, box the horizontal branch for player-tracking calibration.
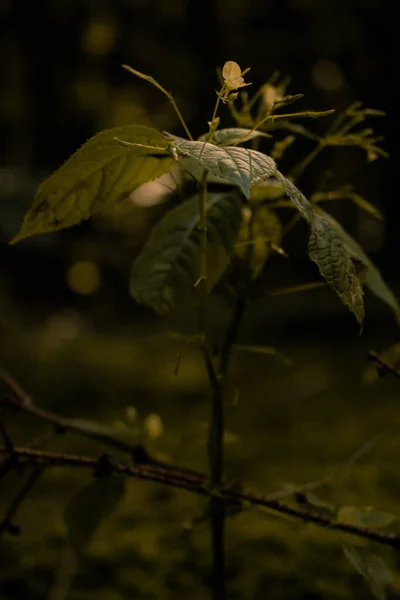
[369,351,400,380]
[2,445,400,549]
[0,370,200,476]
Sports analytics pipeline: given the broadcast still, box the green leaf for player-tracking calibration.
[311,188,383,220]
[167,135,276,199]
[65,475,125,553]
[198,128,271,146]
[235,206,282,278]
[320,211,400,322]
[347,194,383,220]
[130,191,243,314]
[337,506,398,528]
[308,212,366,325]
[11,125,174,243]
[250,178,286,203]
[343,545,393,600]
[276,173,366,325]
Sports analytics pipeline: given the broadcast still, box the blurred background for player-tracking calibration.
[1,1,399,599]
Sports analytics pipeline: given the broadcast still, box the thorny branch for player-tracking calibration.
[1,444,400,548]
[0,370,200,476]
[1,355,400,547]
[368,351,400,381]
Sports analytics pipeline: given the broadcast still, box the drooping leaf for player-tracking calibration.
[65,475,126,553]
[337,505,398,528]
[343,544,393,600]
[276,173,367,325]
[198,128,271,146]
[167,134,276,198]
[11,125,174,243]
[130,191,243,314]
[320,211,400,322]
[308,212,366,324]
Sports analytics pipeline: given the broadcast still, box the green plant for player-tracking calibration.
[4,60,400,600]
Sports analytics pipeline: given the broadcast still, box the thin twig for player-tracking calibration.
[1,445,400,549]
[368,351,400,380]
[0,370,200,476]
[121,64,193,140]
[0,409,13,451]
[0,465,43,536]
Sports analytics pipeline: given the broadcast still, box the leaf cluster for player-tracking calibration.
[10,64,396,328]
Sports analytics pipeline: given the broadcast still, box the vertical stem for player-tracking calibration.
[207,296,247,600]
[219,297,247,377]
[287,141,323,181]
[198,170,208,336]
[209,385,225,600]
[197,169,227,599]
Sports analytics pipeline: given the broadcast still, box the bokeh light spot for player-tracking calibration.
[83,19,116,56]
[66,260,101,295]
[311,60,344,91]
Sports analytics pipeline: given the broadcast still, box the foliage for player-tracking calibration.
[5,60,399,600]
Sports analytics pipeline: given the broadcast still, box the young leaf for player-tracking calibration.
[343,545,393,600]
[65,475,125,554]
[130,191,243,314]
[276,173,367,324]
[250,178,286,203]
[235,206,282,278]
[320,211,400,322]
[167,134,277,199]
[11,125,174,243]
[337,505,398,528]
[198,128,271,146]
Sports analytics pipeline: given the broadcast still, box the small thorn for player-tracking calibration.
[194,276,207,288]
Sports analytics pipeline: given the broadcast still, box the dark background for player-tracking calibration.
[0,0,397,328]
[1,2,400,600]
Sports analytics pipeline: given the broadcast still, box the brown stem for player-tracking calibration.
[1,445,400,549]
[0,465,43,536]
[0,370,200,476]
[368,351,400,380]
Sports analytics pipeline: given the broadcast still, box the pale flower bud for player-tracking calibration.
[222,61,251,95]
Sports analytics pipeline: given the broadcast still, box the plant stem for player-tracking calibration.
[197,168,227,599]
[208,296,247,600]
[197,170,208,335]
[287,141,324,181]
[220,298,247,376]
[2,445,400,549]
[0,466,43,536]
[122,64,193,140]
